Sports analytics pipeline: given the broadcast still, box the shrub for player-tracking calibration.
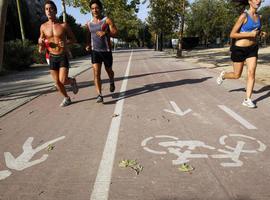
[69,43,89,58]
[32,46,47,64]
[3,39,35,70]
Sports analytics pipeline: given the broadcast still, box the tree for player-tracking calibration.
[65,0,141,45]
[258,6,270,44]
[177,0,187,57]
[0,0,8,72]
[185,0,236,47]
[147,0,184,51]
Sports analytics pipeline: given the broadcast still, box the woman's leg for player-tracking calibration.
[245,57,257,99]
[223,62,244,79]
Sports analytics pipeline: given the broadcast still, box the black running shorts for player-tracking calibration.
[49,53,69,70]
[91,50,113,68]
[231,44,258,62]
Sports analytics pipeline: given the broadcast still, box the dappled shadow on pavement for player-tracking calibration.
[0,80,94,101]
[103,77,212,105]
[228,85,270,104]
[157,195,254,200]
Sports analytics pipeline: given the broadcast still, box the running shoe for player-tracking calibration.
[96,95,103,103]
[60,97,72,107]
[242,98,256,108]
[110,82,115,93]
[70,77,79,94]
[216,71,225,85]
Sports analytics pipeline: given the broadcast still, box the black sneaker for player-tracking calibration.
[110,82,115,93]
[70,77,79,94]
[96,95,103,103]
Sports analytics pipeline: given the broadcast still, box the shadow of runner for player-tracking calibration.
[103,77,212,105]
[228,85,270,104]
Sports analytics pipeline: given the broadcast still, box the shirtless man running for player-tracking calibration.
[38,0,78,107]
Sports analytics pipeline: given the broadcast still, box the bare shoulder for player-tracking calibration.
[40,21,48,29]
[105,17,114,24]
[61,22,69,28]
[239,13,247,20]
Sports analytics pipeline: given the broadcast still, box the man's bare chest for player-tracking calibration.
[44,24,65,38]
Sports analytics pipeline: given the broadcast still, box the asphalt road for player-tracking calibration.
[0,49,270,200]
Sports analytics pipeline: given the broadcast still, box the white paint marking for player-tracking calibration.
[164,101,192,116]
[90,51,133,200]
[0,170,12,180]
[4,136,65,171]
[218,105,257,130]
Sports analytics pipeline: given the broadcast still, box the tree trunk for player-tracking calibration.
[0,0,8,72]
[16,0,25,42]
[177,0,185,57]
[61,0,67,22]
[159,32,163,51]
[155,33,158,51]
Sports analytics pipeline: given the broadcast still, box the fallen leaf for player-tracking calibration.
[29,111,34,115]
[112,114,119,118]
[47,144,55,152]
[131,164,144,175]
[178,163,194,173]
[119,159,143,175]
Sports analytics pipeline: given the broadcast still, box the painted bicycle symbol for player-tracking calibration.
[141,134,266,167]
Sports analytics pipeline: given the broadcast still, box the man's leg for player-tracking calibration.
[105,66,115,92]
[50,69,68,98]
[93,63,103,103]
[59,67,78,94]
[104,52,115,92]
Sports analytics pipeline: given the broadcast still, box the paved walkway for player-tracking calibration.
[0,55,91,117]
[178,46,270,85]
[0,46,269,118]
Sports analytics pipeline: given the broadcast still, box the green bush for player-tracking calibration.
[69,43,89,58]
[3,39,35,70]
[32,46,47,64]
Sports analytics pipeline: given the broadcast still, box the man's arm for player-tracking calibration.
[85,23,92,52]
[106,18,118,38]
[38,25,45,53]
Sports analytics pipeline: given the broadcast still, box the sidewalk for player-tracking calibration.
[1,47,269,118]
[0,56,91,117]
[177,46,270,85]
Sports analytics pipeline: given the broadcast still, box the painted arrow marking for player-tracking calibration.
[4,136,65,172]
[164,101,192,116]
[0,170,12,181]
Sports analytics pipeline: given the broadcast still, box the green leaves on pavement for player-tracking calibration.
[119,159,143,175]
[178,163,194,173]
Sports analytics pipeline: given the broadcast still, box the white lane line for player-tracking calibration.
[218,105,257,130]
[90,51,133,200]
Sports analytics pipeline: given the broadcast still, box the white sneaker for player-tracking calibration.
[60,97,71,107]
[242,98,256,108]
[216,71,225,85]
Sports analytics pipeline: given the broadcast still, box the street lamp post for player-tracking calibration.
[61,0,67,22]
[16,0,25,42]
[0,0,8,72]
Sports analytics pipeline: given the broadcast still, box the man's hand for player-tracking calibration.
[38,38,45,53]
[85,45,91,52]
[96,31,106,38]
[58,40,64,48]
[260,31,267,38]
